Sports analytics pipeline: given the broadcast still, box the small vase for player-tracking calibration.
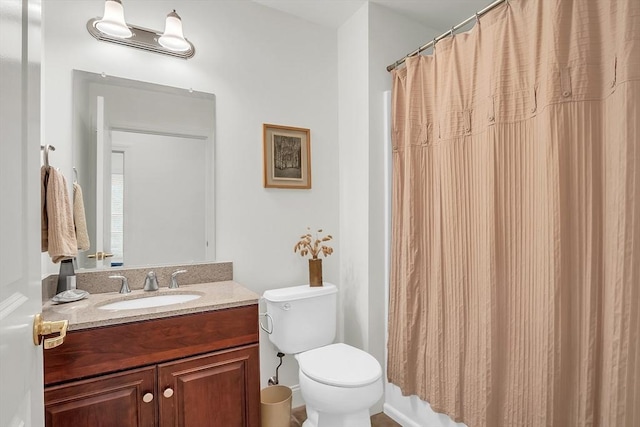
[309,258,323,287]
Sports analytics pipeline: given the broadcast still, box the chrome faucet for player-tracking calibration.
[143,271,159,291]
[169,269,187,289]
[109,275,131,294]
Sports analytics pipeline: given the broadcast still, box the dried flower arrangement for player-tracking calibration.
[294,228,334,260]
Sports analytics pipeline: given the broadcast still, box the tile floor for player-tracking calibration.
[290,406,401,427]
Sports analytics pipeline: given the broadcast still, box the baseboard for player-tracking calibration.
[384,402,422,427]
[290,383,304,409]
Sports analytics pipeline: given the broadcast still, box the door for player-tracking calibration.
[112,131,207,267]
[95,95,108,267]
[77,95,112,269]
[0,0,44,426]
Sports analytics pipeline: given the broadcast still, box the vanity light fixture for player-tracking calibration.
[87,0,195,59]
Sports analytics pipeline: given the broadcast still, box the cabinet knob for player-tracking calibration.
[142,393,154,403]
[163,388,174,398]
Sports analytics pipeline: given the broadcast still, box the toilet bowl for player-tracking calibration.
[296,343,383,427]
[262,284,383,427]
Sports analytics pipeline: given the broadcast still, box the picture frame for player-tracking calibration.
[263,123,311,189]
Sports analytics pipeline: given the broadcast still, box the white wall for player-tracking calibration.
[43,1,479,422]
[42,0,339,404]
[337,0,370,354]
[338,2,469,425]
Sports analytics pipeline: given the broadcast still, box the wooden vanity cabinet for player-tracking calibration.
[43,305,260,427]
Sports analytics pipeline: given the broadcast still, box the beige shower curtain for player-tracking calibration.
[387,1,639,426]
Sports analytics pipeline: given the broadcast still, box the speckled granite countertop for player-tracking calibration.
[42,281,260,331]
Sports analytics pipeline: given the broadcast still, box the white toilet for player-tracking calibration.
[262,283,383,427]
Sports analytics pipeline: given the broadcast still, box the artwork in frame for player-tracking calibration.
[263,123,311,189]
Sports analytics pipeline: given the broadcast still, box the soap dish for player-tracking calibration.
[52,289,89,304]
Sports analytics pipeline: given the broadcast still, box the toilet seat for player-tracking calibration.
[297,343,382,388]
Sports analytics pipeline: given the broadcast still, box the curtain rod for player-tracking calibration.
[386,0,507,72]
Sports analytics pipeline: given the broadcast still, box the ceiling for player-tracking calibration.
[252,0,493,32]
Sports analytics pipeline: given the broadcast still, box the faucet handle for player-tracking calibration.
[169,269,187,289]
[109,275,131,294]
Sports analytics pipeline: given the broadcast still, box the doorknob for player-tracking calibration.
[33,313,68,349]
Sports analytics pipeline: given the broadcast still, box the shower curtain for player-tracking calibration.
[387,1,639,426]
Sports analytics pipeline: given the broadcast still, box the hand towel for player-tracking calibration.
[73,182,91,251]
[41,166,49,252]
[41,166,78,263]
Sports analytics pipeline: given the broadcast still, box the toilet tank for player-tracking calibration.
[263,283,337,354]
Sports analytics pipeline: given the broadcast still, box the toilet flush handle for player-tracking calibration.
[259,312,273,334]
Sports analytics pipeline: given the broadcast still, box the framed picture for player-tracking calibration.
[263,123,311,189]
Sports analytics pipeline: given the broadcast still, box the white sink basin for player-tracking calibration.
[98,293,202,311]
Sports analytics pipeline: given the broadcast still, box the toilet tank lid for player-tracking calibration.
[263,283,337,302]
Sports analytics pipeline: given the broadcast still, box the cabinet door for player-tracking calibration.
[158,344,260,427]
[45,366,157,427]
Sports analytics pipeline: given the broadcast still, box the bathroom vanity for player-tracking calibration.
[41,280,260,427]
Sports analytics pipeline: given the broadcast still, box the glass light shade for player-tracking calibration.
[95,0,132,38]
[158,10,190,52]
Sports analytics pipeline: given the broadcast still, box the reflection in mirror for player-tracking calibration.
[72,70,215,270]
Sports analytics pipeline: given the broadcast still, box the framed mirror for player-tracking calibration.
[72,70,215,270]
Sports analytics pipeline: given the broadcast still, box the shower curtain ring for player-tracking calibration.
[475,12,480,24]
[449,27,454,37]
